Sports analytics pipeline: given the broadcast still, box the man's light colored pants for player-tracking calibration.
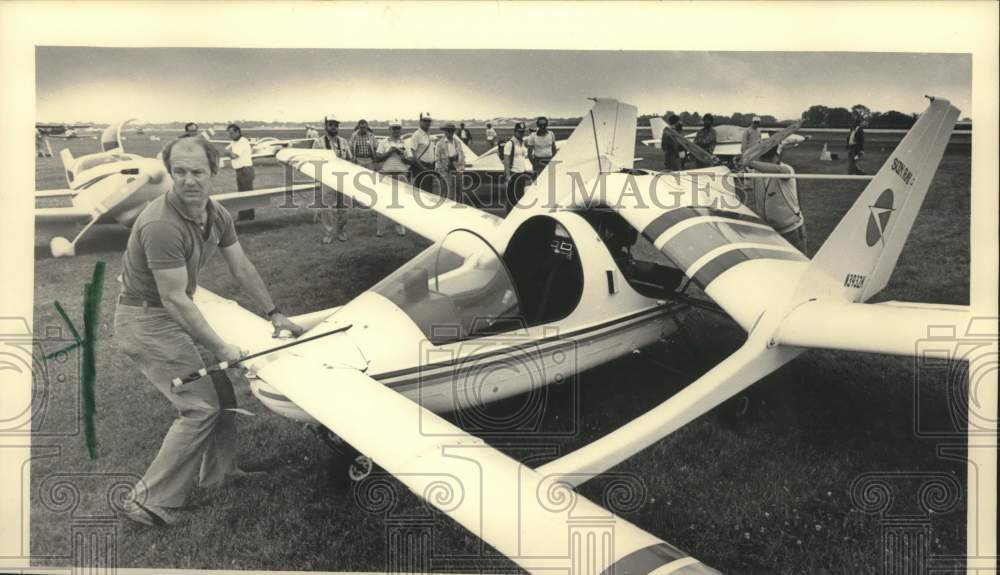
[377,172,408,235]
[114,303,238,508]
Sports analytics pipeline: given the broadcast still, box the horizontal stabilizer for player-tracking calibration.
[775,299,969,357]
[538,338,803,485]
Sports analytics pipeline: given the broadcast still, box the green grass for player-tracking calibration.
[30,132,969,573]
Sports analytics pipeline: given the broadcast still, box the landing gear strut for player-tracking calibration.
[308,424,375,483]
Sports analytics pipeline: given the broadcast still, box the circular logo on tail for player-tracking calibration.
[866,189,895,247]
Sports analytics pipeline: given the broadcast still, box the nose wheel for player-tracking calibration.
[348,455,374,482]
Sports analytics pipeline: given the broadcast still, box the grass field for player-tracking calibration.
[29,127,970,574]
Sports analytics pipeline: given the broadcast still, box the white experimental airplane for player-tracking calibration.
[35,120,319,257]
[185,96,968,573]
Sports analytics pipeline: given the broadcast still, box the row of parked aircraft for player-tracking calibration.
[33,96,970,573]
[32,115,821,258]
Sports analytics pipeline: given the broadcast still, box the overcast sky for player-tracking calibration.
[36,48,971,124]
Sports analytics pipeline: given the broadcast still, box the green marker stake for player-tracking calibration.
[82,261,105,459]
[46,261,105,459]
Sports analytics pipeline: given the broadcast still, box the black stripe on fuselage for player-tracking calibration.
[254,304,681,404]
[373,306,668,380]
[691,247,806,290]
[642,207,765,245]
[383,307,676,392]
[76,171,118,191]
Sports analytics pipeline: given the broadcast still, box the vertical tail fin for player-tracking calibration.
[100,118,135,153]
[515,99,637,214]
[795,97,960,302]
[648,116,667,143]
[59,148,75,187]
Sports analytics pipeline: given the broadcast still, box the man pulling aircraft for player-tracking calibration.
[116,136,303,527]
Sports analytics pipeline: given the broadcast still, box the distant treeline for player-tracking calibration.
[800,105,916,129]
[641,105,971,129]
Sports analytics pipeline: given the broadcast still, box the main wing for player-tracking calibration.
[35,206,96,226]
[192,287,720,575]
[276,148,504,244]
[36,189,77,200]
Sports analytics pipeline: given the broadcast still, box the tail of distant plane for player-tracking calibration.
[459,139,479,163]
[794,97,960,303]
[648,116,667,142]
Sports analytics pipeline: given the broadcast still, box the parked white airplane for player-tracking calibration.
[35,120,318,257]
[36,122,99,139]
[185,96,966,573]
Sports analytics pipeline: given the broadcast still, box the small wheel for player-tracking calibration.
[348,455,374,482]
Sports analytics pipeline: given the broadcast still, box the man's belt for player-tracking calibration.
[118,294,164,308]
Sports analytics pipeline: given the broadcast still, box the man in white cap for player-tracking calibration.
[502,122,531,211]
[312,114,353,243]
[435,122,466,202]
[741,116,763,153]
[374,119,409,237]
[407,112,437,194]
[526,116,558,178]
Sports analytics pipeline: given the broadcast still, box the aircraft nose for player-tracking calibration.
[284,320,368,372]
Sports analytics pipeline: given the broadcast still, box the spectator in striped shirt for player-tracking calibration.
[348,119,385,239]
[312,114,353,243]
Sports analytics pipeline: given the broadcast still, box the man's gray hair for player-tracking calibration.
[162,136,220,176]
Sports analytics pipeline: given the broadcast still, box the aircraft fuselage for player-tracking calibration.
[248,210,686,424]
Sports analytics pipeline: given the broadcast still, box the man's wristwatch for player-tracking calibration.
[265,307,282,319]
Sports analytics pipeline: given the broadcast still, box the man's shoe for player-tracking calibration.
[120,502,177,527]
[337,232,348,242]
